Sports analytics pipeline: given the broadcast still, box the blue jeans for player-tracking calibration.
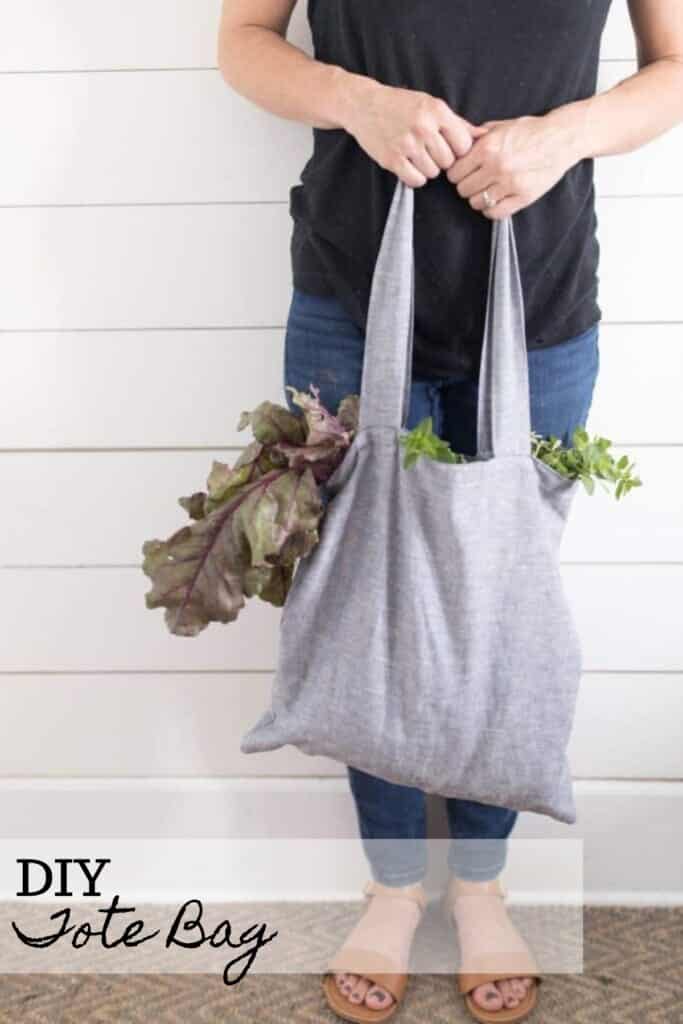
[284,287,601,884]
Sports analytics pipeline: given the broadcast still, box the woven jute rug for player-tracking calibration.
[0,906,680,1023]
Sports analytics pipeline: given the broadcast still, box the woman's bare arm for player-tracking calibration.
[560,0,683,159]
[217,0,364,130]
[217,0,481,187]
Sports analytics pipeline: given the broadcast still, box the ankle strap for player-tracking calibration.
[445,879,508,908]
[363,879,427,912]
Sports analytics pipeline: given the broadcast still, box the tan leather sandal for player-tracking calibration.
[443,880,542,1024]
[322,879,427,1023]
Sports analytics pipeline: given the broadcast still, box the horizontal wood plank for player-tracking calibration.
[0,63,676,206]
[0,671,679,779]
[0,71,307,206]
[570,674,683,779]
[0,565,680,673]
[0,329,287,449]
[0,0,228,72]
[0,204,292,330]
[0,0,632,72]
[0,444,673,565]
[0,199,681,331]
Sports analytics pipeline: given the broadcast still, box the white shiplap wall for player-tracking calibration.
[1,1,681,902]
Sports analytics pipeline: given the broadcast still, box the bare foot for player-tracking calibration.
[447,876,536,1013]
[333,880,425,1012]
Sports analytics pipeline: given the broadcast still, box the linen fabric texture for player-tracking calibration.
[241,178,583,824]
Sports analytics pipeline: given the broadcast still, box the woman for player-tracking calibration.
[218,2,683,1020]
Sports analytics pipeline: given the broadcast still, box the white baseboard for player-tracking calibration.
[1,777,681,906]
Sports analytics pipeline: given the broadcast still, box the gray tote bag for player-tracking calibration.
[241,178,583,824]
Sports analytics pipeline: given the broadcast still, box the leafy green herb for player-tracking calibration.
[399,417,468,468]
[530,428,641,498]
[400,417,642,499]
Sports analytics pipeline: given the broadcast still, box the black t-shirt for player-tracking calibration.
[289,0,613,378]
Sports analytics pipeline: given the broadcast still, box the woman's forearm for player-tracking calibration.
[217,22,377,131]
[217,9,481,188]
[552,57,683,163]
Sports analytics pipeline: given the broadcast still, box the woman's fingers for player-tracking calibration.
[468,183,508,211]
[409,144,444,180]
[425,130,460,171]
[439,109,482,159]
[479,194,523,219]
[395,133,450,186]
[395,155,430,188]
[453,166,494,199]
[375,93,494,188]
[351,84,494,188]
[398,122,489,187]
[446,146,482,185]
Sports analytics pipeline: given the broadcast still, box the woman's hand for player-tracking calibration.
[344,81,487,188]
[446,111,583,219]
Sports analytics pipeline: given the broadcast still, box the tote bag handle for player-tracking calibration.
[358,177,532,458]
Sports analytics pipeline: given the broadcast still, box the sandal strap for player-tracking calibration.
[444,884,542,993]
[327,948,409,1003]
[445,881,508,910]
[363,879,428,913]
[457,953,542,996]
[325,880,425,999]
[458,970,542,996]
[441,886,505,930]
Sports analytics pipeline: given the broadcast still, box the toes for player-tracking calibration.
[335,972,357,997]
[348,977,371,1005]
[472,982,504,1011]
[334,974,394,1010]
[497,979,520,1008]
[365,985,395,1010]
[509,978,526,1000]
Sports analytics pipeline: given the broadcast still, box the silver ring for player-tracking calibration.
[482,189,497,209]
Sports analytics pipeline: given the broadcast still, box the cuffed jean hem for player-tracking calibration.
[446,839,508,882]
[447,862,506,882]
[358,837,428,888]
[369,868,427,887]
[447,852,507,881]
